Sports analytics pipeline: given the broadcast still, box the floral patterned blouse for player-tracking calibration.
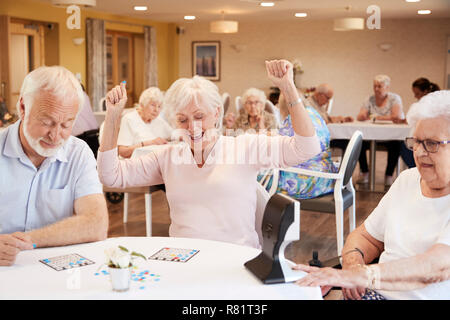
[259,106,338,199]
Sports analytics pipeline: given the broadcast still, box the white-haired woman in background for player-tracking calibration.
[97,60,320,249]
[232,87,278,132]
[356,75,405,186]
[117,87,173,158]
[294,90,450,300]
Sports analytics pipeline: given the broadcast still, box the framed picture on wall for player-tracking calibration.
[192,41,220,81]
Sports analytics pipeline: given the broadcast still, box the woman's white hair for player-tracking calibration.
[163,75,224,129]
[138,87,164,108]
[16,65,84,117]
[374,74,391,87]
[407,90,450,129]
[242,87,267,106]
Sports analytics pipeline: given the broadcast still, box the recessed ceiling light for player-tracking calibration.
[184,16,196,20]
[405,0,420,2]
[260,2,275,7]
[133,6,148,11]
[417,9,431,15]
[295,13,308,18]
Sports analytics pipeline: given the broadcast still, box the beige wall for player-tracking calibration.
[0,0,178,92]
[178,18,450,117]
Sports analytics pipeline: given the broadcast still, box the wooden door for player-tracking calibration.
[9,20,45,110]
[106,30,134,107]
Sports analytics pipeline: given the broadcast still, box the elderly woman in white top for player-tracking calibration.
[357,75,405,186]
[97,60,320,249]
[117,87,173,158]
[232,87,278,132]
[294,90,450,300]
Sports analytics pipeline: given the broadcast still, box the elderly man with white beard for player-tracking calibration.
[0,66,108,266]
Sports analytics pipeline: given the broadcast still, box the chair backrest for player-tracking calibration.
[235,96,242,114]
[99,97,106,111]
[222,92,230,115]
[265,100,283,127]
[264,100,275,114]
[339,130,363,186]
[326,98,334,115]
[255,182,270,247]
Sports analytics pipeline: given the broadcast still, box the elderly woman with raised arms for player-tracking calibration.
[294,90,450,300]
[97,60,320,249]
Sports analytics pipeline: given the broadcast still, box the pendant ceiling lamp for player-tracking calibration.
[210,11,238,33]
[51,0,96,6]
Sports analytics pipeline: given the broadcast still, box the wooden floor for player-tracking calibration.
[105,150,395,299]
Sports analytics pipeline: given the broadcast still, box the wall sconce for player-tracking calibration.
[72,37,85,45]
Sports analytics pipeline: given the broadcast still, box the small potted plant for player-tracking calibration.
[104,245,146,292]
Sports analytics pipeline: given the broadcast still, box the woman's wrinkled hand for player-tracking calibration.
[265,60,294,92]
[105,82,127,118]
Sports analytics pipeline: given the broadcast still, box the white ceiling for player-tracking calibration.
[42,0,450,23]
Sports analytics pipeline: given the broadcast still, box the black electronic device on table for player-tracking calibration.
[244,193,305,284]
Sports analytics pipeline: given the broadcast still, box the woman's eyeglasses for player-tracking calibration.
[405,137,450,153]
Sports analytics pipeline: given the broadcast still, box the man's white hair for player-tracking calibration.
[242,87,267,106]
[16,65,84,116]
[374,74,391,87]
[138,87,164,108]
[406,90,450,129]
[163,75,224,129]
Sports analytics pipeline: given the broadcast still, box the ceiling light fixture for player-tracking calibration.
[184,16,196,20]
[51,0,96,6]
[417,9,431,15]
[210,11,238,33]
[295,13,307,18]
[260,2,275,6]
[405,0,420,3]
[133,6,148,11]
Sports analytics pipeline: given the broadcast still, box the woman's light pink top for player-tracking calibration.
[97,133,320,248]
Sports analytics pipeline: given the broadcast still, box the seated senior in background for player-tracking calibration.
[294,90,450,300]
[117,87,173,158]
[232,87,278,132]
[259,92,338,199]
[0,66,108,266]
[356,74,405,186]
[97,60,321,249]
[400,77,441,169]
[305,84,353,124]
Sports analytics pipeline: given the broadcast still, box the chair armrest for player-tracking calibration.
[278,167,342,180]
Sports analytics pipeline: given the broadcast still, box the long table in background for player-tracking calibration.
[328,121,412,191]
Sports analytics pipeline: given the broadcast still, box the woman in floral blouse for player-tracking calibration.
[259,92,338,199]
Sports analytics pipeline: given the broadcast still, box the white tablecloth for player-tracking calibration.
[0,237,322,300]
[328,121,413,140]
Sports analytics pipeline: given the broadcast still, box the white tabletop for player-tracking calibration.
[0,236,322,300]
[328,121,413,141]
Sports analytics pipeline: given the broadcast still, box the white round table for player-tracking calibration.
[0,236,322,300]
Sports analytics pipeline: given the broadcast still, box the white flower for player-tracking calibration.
[104,246,146,269]
[105,247,131,269]
[292,59,304,74]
